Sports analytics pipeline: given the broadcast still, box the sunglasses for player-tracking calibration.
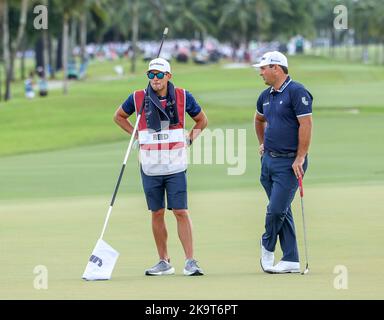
[147,71,167,80]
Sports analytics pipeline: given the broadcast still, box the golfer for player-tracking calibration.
[253,51,313,273]
[114,58,208,276]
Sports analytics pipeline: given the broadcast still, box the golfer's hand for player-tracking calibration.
[259,143,264,156]
[292,156,305,179]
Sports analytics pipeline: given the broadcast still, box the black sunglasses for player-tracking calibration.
[147,71,167,80]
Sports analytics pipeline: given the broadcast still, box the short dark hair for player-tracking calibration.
[281,66,289,74]
[269,64,288,74]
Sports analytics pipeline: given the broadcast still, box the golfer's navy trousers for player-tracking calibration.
[260,152,308,262]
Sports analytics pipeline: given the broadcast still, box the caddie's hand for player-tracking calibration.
[259,143,264,156]
[292,156,305,179]
[186,136,192,147]
[185,132,192,147]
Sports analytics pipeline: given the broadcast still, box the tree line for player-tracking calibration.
[1,0,384,101]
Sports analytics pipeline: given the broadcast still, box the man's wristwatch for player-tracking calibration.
[187,137,193,146]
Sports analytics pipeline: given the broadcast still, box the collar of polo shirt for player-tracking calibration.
[270,76,292,93]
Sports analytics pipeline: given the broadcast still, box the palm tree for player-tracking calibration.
[103,0,150,73]
[62,8,70,94]
[41,0,49,82]
[54,0,83,94]
[131,0,139,73]
[358,0,384,64]
[79,7,87,64]
[161,0,213,40]
[1,0,11,101]
[0,0,5,102]
[218,0,270,47]
[0,0,29,101]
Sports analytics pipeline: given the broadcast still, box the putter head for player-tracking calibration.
[301,264,309,275]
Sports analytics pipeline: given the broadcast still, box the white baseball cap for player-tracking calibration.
[148,58,171,73]
[252,51,288,68]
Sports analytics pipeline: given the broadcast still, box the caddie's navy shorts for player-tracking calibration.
[140,167,188,212]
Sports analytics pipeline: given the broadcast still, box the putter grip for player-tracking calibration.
[298,177,304,197]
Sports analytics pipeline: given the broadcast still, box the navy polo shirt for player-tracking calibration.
[256,76,313,154]
[121,90,202,118]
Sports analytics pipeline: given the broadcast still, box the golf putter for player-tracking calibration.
[298,176,309,275]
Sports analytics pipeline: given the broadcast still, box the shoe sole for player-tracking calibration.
[267,269,301,274]
[183,269,204,276]
[260,258,300,274]
[145,267,175,276]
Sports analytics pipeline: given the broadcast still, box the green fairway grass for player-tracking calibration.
[1,186,383,299]
[1,55,384,156]
[1,115,383,200]
[1,56,384,299]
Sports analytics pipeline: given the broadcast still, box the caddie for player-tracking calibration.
[114,58,208,276]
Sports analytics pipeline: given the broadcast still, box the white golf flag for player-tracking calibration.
[82,239,119,281]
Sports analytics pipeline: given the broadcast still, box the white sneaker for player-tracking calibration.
[268,260,300,274]
[260,239,274,273]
